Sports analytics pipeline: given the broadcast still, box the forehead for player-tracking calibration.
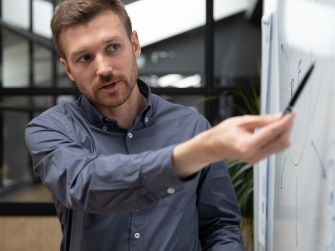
[60,10,128,57]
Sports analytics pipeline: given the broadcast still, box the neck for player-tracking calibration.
[93,84,147,130]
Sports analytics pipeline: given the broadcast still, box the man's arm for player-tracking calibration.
[173,113,294,179]
[26,111,293,215]
[25,114,184,215]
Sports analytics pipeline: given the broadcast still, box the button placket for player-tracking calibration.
[130,209,146,250]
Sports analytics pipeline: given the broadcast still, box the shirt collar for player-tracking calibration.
[79,79,153,130]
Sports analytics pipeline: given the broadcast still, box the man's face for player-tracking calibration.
[60,10,141,109]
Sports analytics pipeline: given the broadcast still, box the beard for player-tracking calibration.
[76,55,138,109]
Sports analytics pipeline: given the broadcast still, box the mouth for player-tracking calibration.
[101,81,117,89]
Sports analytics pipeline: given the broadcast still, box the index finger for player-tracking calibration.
[251,112,295,147]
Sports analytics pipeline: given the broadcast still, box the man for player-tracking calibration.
[25,0,294,250]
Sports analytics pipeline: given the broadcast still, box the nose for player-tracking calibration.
[95,54,113,77]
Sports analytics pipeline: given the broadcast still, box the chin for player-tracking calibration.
[96,93,131,109]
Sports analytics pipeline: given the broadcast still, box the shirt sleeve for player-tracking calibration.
[197,117,246,251]
[25,111,184,215]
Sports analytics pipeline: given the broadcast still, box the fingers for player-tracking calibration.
[251,113,295,148]
[245,115,294,163]
[239,113,283,129]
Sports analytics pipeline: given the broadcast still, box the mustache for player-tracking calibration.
[94,74,126,89]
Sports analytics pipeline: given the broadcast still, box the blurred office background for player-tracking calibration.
[0,0,263,250]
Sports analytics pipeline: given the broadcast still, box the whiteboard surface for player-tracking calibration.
[270,0,335,250]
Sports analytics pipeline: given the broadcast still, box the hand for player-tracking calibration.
[173,113,295,179]
[203,112,295,164]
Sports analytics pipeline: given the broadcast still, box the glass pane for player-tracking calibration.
[2,0,30,30]
[0,96,54,202]
[2,29,29,87]
[33,96,54,108]
[0,182,53,203]
[212,93,235,126]
[2,108,30,186]
[32,0,53,39]
[130,0,205,88]
[1,96,29,107]
[160,95,205,115]
[57,60,76,87]
[214,13,261,88]
[56,95,76,104]
[34,44,53,87]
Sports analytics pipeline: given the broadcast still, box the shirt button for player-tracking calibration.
[145,117,149,123]
[134,233,140,239]
[128,133,133,138]
[167,188,175,194]
[102,126,107,131]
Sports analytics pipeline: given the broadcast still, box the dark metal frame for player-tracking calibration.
[0,0,257,216]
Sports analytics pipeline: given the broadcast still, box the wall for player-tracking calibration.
[0,217,62,251]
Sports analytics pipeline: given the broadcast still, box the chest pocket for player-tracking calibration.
[158,173,200,212]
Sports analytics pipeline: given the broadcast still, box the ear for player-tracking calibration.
[60,58,75,81]
[131,30,141,58]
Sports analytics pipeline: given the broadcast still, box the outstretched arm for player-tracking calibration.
[173,113,294,179]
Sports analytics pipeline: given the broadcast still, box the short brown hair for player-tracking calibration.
[50,0,132,59]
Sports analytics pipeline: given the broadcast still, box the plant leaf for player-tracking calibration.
[248,77,260,115]
[194,96,218,104]
[237,86,256,114]
[231,163,253,183]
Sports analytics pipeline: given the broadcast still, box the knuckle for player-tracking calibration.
[237,142,251,156]
[279,137,290,148]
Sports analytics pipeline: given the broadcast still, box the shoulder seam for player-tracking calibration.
[47,111,76,142]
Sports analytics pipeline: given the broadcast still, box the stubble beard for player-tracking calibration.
[77,56,138,109]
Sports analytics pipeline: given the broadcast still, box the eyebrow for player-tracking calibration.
[70,36,123,59]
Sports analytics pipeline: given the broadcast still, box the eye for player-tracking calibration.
[78,55,91,62]
[107,44,119,52]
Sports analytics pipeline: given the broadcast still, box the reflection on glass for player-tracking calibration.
[218,94,234,121]
[135,0,205,88]
[2,110,30,186]
[33,96,54,108]
[2,96,29,107]
[2,29,29,87]
[0,96,55,202]
[56,95,76,104]
[2,0,30,30]
[160,95,205,115]
[140,74,201,88]
[0,182,54,203]
[34,44,52,87]
[214,12,261,87]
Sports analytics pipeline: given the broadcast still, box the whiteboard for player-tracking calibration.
[264,1,335,250]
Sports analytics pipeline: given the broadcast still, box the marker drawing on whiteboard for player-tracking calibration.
[277,174,280,207]
[298,60,302,86]
[291,79,294,99]
[281,157,286,189]
[281,44,289,61]
[296,177,298,247]
[311,61,327,124]
[311,140,327,179]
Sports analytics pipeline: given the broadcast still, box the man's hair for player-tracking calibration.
[50,0,132,59]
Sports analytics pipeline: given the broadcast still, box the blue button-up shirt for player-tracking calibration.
[25,80,245,251]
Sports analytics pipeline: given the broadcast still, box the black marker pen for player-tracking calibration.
[283,63,315,115]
